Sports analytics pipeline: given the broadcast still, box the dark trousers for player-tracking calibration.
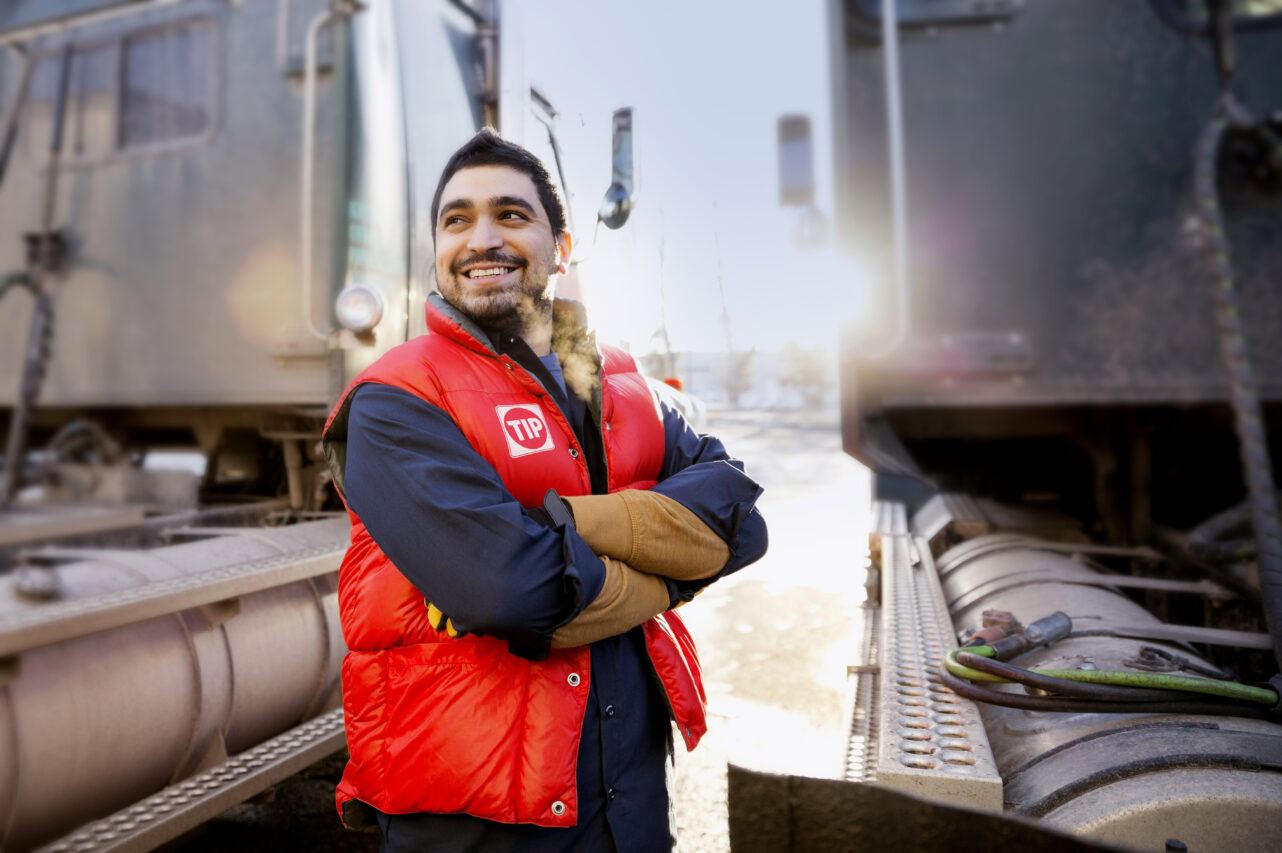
[376,810,621,853]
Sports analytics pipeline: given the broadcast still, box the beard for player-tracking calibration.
[438,248,556,338]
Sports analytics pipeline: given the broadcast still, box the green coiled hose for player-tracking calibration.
[946,645,1278,705]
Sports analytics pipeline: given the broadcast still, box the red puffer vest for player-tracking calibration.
[321,297,708,828]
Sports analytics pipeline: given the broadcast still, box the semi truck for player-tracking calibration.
[0,1,638,849]
[730,2,1282,851]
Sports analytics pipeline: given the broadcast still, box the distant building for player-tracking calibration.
[641,350,837,411]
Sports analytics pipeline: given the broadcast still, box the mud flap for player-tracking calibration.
[726,765,1121,852]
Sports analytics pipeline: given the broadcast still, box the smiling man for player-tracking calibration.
[434,165,568,334]
[321,129,768,852]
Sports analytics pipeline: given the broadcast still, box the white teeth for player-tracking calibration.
[466,267,512,279]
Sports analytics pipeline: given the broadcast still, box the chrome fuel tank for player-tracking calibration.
[0,516,347,851]
[921,504,1282,852]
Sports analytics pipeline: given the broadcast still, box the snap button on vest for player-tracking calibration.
[567,672,581,687]
[551,800,566,816]
[568,448,579,459]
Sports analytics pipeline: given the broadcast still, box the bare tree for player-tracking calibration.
[779,344,832,409]
[715,228,754,408]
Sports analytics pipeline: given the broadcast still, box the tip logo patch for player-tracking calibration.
[496,404,555,458]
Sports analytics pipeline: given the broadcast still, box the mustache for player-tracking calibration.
[450,249,527,275]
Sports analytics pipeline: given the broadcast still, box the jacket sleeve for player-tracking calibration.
[649,400,769,603]
[343,383,607,638]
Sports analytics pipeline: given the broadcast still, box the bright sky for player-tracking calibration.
[515,0,865,356]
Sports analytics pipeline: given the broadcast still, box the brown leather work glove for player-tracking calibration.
[563,490,729,581]
[550,556,671,648]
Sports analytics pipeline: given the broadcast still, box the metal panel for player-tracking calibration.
[0,0,339,406]
[727,765,1117,853]
[838,0,1282,407]
[0,1,140,34]
[393,0,485,343]
[0,505,145,547]
[913,492,988,545]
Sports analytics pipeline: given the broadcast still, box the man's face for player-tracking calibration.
[434,165,571,327]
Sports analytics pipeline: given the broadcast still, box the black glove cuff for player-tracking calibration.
[663,578,683,611]
[505,633,552,662]
[542,488,576,529]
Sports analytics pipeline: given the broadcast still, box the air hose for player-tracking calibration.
[1194,99,1282,669]
[1,276,54,505]
[946,645,1278,706]
[1190,496,1254,544]
[1,46,71,506]
[937,665,1275,720]
[0,271,29,298]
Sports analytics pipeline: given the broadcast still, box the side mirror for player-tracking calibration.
[778,114,814,207]
[598,108,635,230]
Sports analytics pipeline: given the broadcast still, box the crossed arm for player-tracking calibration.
[546,488,733,647]
[343,383,767,652]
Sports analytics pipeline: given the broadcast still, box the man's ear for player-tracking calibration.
[556,232,573,275]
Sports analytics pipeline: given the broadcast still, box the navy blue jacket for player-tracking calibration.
[343,336,766,853]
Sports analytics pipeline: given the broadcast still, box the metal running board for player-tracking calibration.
[36,709,347,853]
[845,602,880,783]
[0,543,344,657]
[0,505,147,548]
[864,501,1002,809]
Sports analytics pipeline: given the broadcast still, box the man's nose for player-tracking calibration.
[466,217,504,251]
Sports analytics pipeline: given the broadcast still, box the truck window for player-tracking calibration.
[120,21,214,150]
[27,43,114,161]
[20,19,215,162]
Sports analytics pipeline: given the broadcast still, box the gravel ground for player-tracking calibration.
[670,410,868,852]
[167,409,868,853]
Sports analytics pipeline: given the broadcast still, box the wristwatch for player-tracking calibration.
[541,488,576,529]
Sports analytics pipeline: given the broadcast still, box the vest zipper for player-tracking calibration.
[597,401,611,491]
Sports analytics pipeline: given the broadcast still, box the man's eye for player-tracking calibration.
[499,210,528,221]
[443,215,466,226]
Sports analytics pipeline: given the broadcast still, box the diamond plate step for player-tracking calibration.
[871,501,1002,810]
[36,709,347,853]
[844,603,880,783]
